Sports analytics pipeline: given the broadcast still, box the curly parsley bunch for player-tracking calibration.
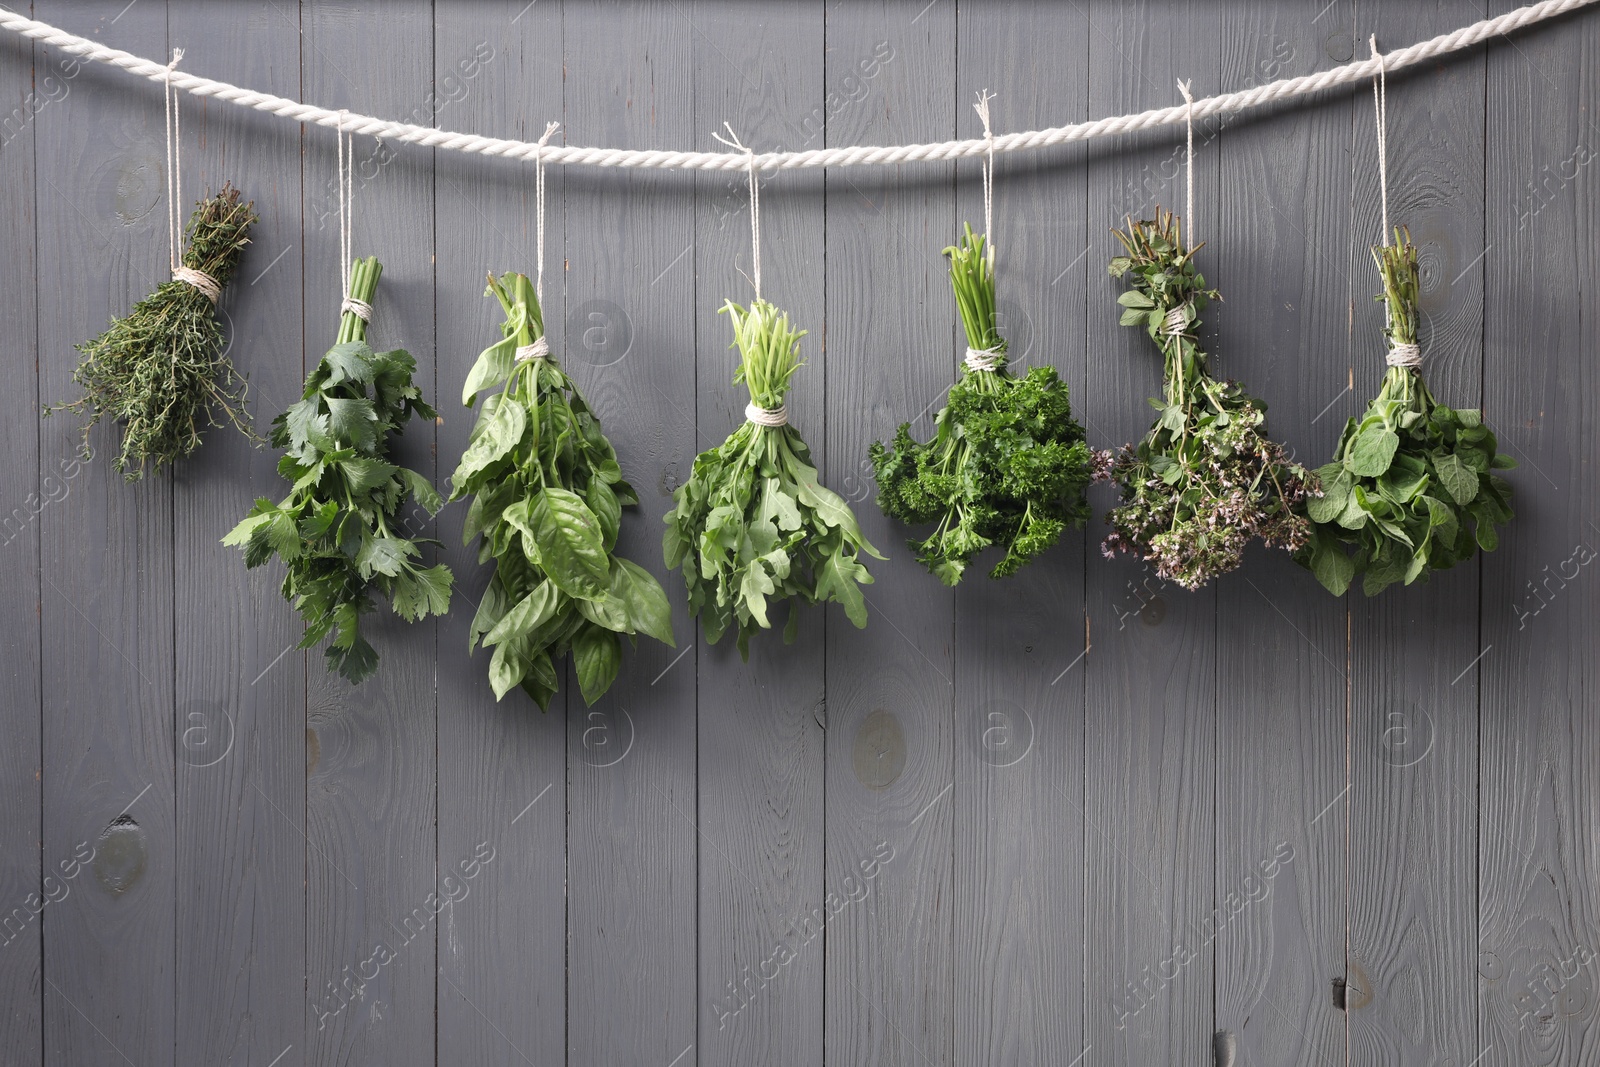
[225,256,453,683]
[1299,231,1514,596]
[1101,211,1314,590]
[870,225,1093,584]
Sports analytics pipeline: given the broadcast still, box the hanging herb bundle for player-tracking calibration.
[1299,230,1514,596]
[451,272,674,709]
[50,184,259,480]
[1101,210,1315,589]
[869,224,1093,584]
[665,299,884,657]
[223,256,453,683]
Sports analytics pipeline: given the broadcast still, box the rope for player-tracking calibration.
[1163,307,1188,337]
[515,336,550,363]
[3,1,1588,173]
[745,401,787,428]
[163,48,219,302]
[1386,341,1422,367]
[713,123,761,299]
[974,90,996,259]
[533,120,559,307]
[1177,79,1195,247]
[335,112,372,321]
[1371,35,1390,245]
[964,346,1002,372]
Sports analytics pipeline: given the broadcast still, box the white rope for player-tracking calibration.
[1177,79,1195,247]
[335,112,371,321]
[745,401,787,427]
[1371,35,1390,245]
[3,1,1587,173]
[1163,307,1188,337]
[974,90,996,260]
[713,123,760,300]
[964,346,1001,372]
[515,336,549,363]
[1386,341,1422,367]
[163,48,220,302]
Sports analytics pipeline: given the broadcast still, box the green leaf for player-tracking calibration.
[322,341,376,386]
[392,563,453,621]
[324,396,379,452]
[530,488,612,599]
[572,624,622,705]
[815,550,872,628]
[451,396,525,489]
[484,581,561,648]
[587,478,621,551]
[612,558,675,646]
[461,329,521,407]
[1347,426,1400,477]
[1117,290,1155,309]
[1307,468,1350,524]
[1309,537,1355,596]
[343,456,399,496]
[468,578,507,653]
[1434,451,1479,505]
[399,467,443,515]
[357,533,414,578]
[488,639,528,700]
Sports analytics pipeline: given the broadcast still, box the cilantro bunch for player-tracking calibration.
[665,299,884,656]
[1102,211,1314,590]
[1300,231,1514,596]
[225,256,453,683]
[869,224,1093,584]
[53,184,259,480]
[451,272,674,709]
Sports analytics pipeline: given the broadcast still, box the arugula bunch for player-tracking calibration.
[869,224,1093,584]
[1102,211,1314,589]
[1300,230,1514,596]
[53,184,259,480]
[225,256,453,683]
[451,272,674,709]
[665,299,884,656]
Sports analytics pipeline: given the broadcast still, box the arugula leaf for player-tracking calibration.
[223,255,452,684]
[452,271,674,707]
[665,298,880,656]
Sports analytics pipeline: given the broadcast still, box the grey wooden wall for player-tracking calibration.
[1,2,1596,1065]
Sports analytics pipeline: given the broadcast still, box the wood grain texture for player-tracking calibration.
[950,4,1090,1065]
[36,2,176,1064]
[300,5,438,1064]
[169,5,306,1065]
[822,3,956,1065]
[432,4,568,1066]
[562,4,700,1065]
[1083,3,1220,1064]
[1480,3,1600,1065]
[691,5,827,1066]
[0,4,41,1060]
[1210,5,1352,1066]
[1345,4,1485,1065]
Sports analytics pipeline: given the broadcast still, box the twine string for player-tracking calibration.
[964,346,1002,372]
[164,48,220,303]
[713,123,761,300]
[974,90,996,261]
[336,112,371,322]
[533,120,559,308]
[1163,307,1188,337]
[1371,34,1390,245]
[1178,79,1195,247]
[744,401,787,427]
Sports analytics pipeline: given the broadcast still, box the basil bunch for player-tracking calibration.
[452,272,673,709]
[1102,211,1315,590]
[225,256,453,683]
[870,224,1093,584]
[665,299,883,656]
[1300,232,1515,595]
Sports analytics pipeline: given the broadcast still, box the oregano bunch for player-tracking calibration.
[869,224,1094,584]
[1101,210,1315,589]
[224,256,453,683]
[1299,229,1515,596]
[451,272,674,710]
[51,184,259,480]
[665,299,884,657]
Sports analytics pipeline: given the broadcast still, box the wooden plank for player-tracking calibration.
[167,5,305,1065]
[299,6,437,1065]
[562,4,700,1065]
[1082,3,1219,1064]
[0,8,42,1062]
[690,5,826,1066]
[1345,4,1484,1065]
[35,2,176,1064]
[821,3,956,1065]
[432,5,568,1065]
[949,5,1089,1066]
[1480,4,1600,1064]
[1210,7,1352,1065]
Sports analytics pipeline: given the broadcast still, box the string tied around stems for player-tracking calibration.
[336,111,372,323]
[516,120,562,363]
[1177,79,1195,248]
[713,122,762,301]
[164,49,221,303]
[1385,341,1422,367]
[1163,306,1188,337]
[744,401,787,428]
